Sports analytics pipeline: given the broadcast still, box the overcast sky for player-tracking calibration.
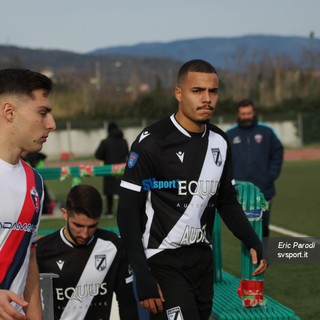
[1,0,319,53]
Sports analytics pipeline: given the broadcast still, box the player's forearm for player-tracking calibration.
[118,290,139,320]
[219,202,263,261]
[117,188,159,300]
[24,248,43,320]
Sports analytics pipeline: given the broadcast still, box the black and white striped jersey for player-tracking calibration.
[36,228,138,320]
[120,114,237,259]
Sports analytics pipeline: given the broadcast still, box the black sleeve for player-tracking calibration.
[94,140,106,160]
[217,138,263,262]
[117,187,160,301]
[114,246,139,320]
[268,131,284,182]
[218,198,263,262]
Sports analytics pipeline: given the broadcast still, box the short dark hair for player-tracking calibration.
[177,59,217,86]
[237,99,255,111]
[66,185,103,219]
[0,68,52,99]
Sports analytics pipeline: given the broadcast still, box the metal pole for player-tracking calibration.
[298,112,304,149]
[40,273,59,320]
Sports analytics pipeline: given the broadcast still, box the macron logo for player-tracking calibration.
[139,131,151,143]
[176,151,184,163]
[56,260,65,270]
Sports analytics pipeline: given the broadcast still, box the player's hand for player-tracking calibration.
[250,248,267,276]
[139,283,165,314]
[0,290,28,319]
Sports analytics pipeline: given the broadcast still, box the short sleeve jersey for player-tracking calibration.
[0,159,43,313]
[120,115,236,259]
[36,228,137,320]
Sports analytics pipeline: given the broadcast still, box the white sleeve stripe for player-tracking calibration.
[120,180,141,192]
[125,275,134,283]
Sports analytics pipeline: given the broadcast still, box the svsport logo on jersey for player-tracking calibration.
[142,178,180,190]
[128,152,139,168]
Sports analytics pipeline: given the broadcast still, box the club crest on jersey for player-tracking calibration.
[128,152,139,168]
[167,306,184,320]
[211,148,222,166]
[255,134,263,143]
[30,187,40,212]
[95,255,106,271]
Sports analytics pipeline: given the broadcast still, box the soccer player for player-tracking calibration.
[0,68,55,320]
[36,184,139,320]
[117,59,267,319]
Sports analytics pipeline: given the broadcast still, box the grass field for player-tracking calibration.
[39,159,320,319]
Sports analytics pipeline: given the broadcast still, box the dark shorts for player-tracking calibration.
[148,246,213,320]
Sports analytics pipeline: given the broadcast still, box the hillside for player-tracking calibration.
[0,45,182,89]
[1,35,319,75]
[90,34,320,71]
[0,35,319,117]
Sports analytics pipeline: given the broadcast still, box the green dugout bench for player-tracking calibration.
[211,181,301,320]
[37,165,301,320]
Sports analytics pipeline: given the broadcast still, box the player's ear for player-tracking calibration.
[175,87,182,102]
[2,102,15,122]
[61,208,68,221]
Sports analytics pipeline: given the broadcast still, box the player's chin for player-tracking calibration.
[24,145,43,154]
[76,238,88,246]
[197,111,214,122]
[196,115,212,125]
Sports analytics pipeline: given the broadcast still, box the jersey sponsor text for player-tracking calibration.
[180,224,208,245]
[56,282,107,301]
[178,180,219,198]
[142,178,180,190]
[0,221,37,233]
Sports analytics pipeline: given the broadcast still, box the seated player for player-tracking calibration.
[36,184,139,320]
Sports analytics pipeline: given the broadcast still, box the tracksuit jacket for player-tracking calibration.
[226,116,284,200]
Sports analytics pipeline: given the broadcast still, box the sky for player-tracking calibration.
[1,0,320,54]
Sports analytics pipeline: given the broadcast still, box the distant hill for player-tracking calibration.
[0,45,182,88]
[1,35,319,116]
[1,35,319,75]
[90,34,320,71]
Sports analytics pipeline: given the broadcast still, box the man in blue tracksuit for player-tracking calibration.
[226,99,284,237]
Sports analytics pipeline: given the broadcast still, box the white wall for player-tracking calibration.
[41,121,300,160]
[219,121,299,147]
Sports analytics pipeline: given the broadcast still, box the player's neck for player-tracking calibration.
[174,112,205,133]
[0,145,21,165]
[63,227,76,245]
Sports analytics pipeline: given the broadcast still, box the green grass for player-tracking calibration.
[220,221,320,319]
[271,160,320,237]
[39,176,119,231]
[39,216,118,231]
[220,159,320,320]
[39,160,320,319]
